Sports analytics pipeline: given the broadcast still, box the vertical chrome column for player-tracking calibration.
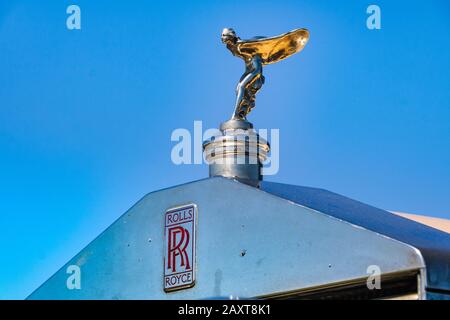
[203,119,270,187]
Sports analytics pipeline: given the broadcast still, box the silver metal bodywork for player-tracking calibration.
[27,177,441,300]
[260,181,450,298]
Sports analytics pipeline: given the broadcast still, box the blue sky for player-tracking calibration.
[0,0,449,299]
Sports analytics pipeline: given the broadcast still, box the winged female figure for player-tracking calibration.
[221,27,309,120]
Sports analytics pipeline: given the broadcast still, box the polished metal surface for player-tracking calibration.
[220,119,253,131]
[221,28,309,120]
[260,181,450,297]
[203,120,270,186]
[28,177,426,299]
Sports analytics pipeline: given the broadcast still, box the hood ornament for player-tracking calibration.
[203,28,309,186]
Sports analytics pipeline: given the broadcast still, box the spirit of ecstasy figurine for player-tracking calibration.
[221,28,309,121]
[203,27,310,184]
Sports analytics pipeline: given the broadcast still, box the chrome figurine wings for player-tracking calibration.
[236,28,309,65]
